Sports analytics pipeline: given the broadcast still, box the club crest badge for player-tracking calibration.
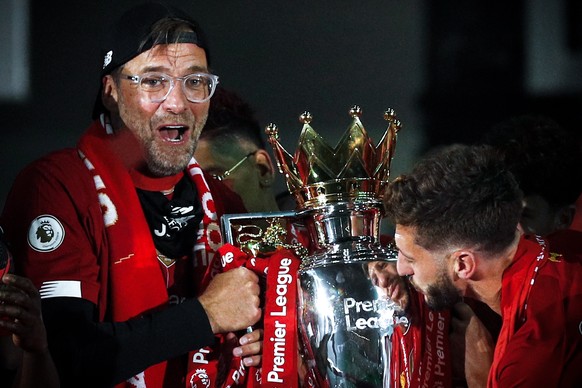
[190,368,210,388]
[27,215,65,252]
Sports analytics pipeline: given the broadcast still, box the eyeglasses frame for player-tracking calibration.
[122,72,220,103]
[210,150,258,181]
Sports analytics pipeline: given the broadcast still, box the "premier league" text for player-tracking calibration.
[266,257,293,383]
[343,297,408,330]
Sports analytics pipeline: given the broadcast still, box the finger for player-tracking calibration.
[221,332,239,354]
[389,281,406,301]
[233,339,262,358]
[237,266,260,283]
[0,303,36,327]
[2,274,40,300]
[0,310,32,336]
[242,354,261,367]
[240,328,262,346]
[0,287,34,308]
[0,293,38,321]
[0,290,42,327]
[225,332,238,345]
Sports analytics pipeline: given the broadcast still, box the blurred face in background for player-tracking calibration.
[195,138,278,212]
[519,194,575,235]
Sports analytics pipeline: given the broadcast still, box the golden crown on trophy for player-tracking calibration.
[266,105,402,209]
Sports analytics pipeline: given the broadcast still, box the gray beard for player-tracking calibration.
[146,141,195,176]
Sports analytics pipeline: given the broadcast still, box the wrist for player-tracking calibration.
[198,296,220,333]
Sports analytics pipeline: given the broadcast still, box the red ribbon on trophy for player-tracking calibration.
[258,249,300,387]
[188,243,300,388]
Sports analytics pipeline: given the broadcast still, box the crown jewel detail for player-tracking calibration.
[266,105,402,209]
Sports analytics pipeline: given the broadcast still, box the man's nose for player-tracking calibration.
[162,82,188,113]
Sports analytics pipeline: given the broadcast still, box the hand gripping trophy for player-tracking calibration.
[264,106,411,388]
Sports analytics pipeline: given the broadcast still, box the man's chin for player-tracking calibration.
[147,158,190,176]
[424,293,461,311]
[147,147,194,176]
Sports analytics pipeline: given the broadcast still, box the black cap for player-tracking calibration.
[92,2,210,119]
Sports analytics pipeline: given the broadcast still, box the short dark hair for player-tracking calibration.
[384,144,523,254]
[109,18,200,82]
[138,18,203,56]
[200,86,265,149]
[481,115,582,210]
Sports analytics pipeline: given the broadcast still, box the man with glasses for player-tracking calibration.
[1,3,263,387]
[195,86,285,213]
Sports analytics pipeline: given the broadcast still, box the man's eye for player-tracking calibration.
[141,77,165,88]
[185,77,203,89]
[397,250,414,263]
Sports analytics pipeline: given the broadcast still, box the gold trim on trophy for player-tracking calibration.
[233,218,308,259]
[266,105,402,209]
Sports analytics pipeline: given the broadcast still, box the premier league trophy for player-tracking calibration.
[264,106,410,387]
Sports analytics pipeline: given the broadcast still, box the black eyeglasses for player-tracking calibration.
[210,150,258,181]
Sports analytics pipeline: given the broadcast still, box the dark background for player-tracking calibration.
[1,0,582,210]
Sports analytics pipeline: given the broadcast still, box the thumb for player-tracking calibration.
[223,332,239,353]
[453,302,475,320]
[451,301,476,328]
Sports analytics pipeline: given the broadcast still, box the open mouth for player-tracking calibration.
[159,125,188,142]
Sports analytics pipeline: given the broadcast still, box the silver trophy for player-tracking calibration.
[263,107,410,387]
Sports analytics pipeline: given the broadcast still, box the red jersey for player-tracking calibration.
[1,150,244,306]
[392,287,453,388]
[489,235,582,387]
[0,120,246,387]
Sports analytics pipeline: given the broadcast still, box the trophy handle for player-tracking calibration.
[221,210,298,243]
[221,210,309,257]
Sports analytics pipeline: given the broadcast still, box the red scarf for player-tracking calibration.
[78,120,223,388]
[390,286,452,388]
[189,243,301,388]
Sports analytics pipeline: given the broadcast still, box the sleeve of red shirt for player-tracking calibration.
[1,149,103,303]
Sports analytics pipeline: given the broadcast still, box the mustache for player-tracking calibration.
[152,111,197,126]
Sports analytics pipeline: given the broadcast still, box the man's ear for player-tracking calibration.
[452,250,477,280]
[102,75,120,114]
[254,149,275,188]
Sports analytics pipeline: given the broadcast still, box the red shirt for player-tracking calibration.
[490,235,582,387]
[1,148,245,304]
[0,121,247,387]
[2,148,106,301]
